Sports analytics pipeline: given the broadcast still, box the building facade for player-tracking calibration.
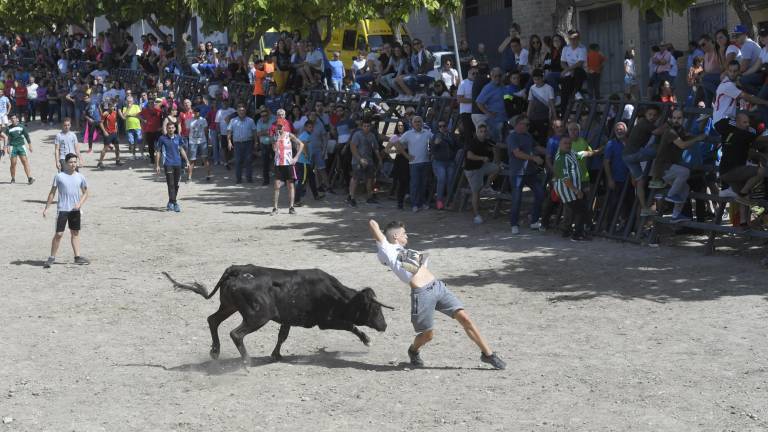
[462,0,755,98]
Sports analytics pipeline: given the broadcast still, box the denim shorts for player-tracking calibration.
[188,141,208,160]
[410,279,464,333]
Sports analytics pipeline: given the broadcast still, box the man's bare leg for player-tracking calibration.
[453,310,491,355]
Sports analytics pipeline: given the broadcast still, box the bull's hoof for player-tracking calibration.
[210,347,220,360]
[270,352,283,362]
[360,333,372,347]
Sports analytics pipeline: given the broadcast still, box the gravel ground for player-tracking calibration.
[2,125,768,431]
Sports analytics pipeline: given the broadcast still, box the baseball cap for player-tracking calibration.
[732,24,748,35]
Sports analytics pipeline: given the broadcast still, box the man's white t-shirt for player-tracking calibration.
[561,44,587,75]
[740,38,762,68]
[515,48,530,74]
[54,131,78,161]
[215,107,236,134]
[528,83,555,105]
[713,78,742,124]
[400,128,433,164]
[457,79,473,114]
[726,44,743,63]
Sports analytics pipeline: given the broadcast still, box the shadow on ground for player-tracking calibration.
[119,348,481,375]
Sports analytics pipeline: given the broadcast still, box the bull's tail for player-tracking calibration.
[162,271,222,300]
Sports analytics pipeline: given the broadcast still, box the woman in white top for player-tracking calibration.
[623,48,638,99]
[438,58,459,90]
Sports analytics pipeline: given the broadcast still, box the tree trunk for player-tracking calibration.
[321,17,333,47]
[553,0,576,38]
[730,0,755,37]
[308,20,322,46]
[174,0,192,68]
[145,16,168,40]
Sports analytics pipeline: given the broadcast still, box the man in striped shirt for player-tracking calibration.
[554,136,591,242]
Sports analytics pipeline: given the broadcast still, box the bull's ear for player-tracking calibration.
[360,287,376,298]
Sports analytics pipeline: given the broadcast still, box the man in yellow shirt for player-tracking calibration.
[119,95,143,160]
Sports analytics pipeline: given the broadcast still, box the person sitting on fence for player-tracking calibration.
[507,115,546,234]
[716,112,768,205]
[622,105,667,217]
[463,123,500,224]
[559,30,587,114]
[395,39,434,100]
[647,109,707,222]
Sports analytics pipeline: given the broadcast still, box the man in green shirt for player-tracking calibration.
[1,113,34,184]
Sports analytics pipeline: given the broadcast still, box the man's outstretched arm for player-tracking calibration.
[369,219,386,243]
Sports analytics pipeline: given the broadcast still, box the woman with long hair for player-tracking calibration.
[624,48,638,99]
[699,34,722,105]
[528,35,546,71]
[544,34,565,94]
[273,38,292,94]
[385,120,410,209]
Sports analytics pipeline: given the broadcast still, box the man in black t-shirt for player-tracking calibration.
[463,124,499,224]
[718,112,768,203]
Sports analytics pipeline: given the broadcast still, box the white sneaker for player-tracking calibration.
[421,204,429,211]
[473,215,483,224]
[412,206,419,213]
[575,91,584,100]
[719,188,738,199]
[530,222,542,230]
[510,225,520,234]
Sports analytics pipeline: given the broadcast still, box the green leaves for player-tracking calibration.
[626,0,697,16]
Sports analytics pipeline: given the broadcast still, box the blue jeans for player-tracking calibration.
[432,160,455,202]
[331,79,342,92]
[409,162,432,208]
[209,130,222,163]
[234,141,253,181]
[622,146,656,180]
[509,174,545,227]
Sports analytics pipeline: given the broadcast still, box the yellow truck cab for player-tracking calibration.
[325,19,409,67]
[258,20,409,67]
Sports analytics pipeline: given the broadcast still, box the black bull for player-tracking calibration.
[163,265,394,365]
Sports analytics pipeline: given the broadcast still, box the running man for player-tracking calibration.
[53,118,80,172]
[368,219,506,369]
[1,113,35,184]
[271,121,304,215]
[42,153,89,268]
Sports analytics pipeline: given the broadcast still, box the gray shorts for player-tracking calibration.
[188,141,208,161]
[464,162,498,193]
[410,280,464,333]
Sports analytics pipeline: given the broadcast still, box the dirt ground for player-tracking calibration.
[2,125,768,432]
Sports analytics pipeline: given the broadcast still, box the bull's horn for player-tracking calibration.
[372,299,395,310]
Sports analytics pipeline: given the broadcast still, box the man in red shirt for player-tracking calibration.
[97,104,122,168]
[141,98,164,163]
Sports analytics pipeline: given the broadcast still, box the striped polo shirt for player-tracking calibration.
[553,150,581,203]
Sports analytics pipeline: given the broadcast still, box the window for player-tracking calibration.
[465,0,479,18]
[357,35,367,51]
[342,30,357,51]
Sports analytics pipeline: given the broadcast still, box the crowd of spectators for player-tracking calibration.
[3,21,768,237]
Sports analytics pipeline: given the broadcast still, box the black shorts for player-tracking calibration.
[103,133,119,146]
[275,165,296,182]
[56,210,81,232]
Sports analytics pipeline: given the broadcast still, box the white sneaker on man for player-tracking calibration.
[473,215,483,224]
[530,222,542,231]
[510,225,520,234]
[719,188,739,199]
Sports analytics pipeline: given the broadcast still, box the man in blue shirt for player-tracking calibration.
[476,67,507,143]
[507,115,545,234]
[155,122,189,212]
[226,103,257,184]
[602,122,631,226]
